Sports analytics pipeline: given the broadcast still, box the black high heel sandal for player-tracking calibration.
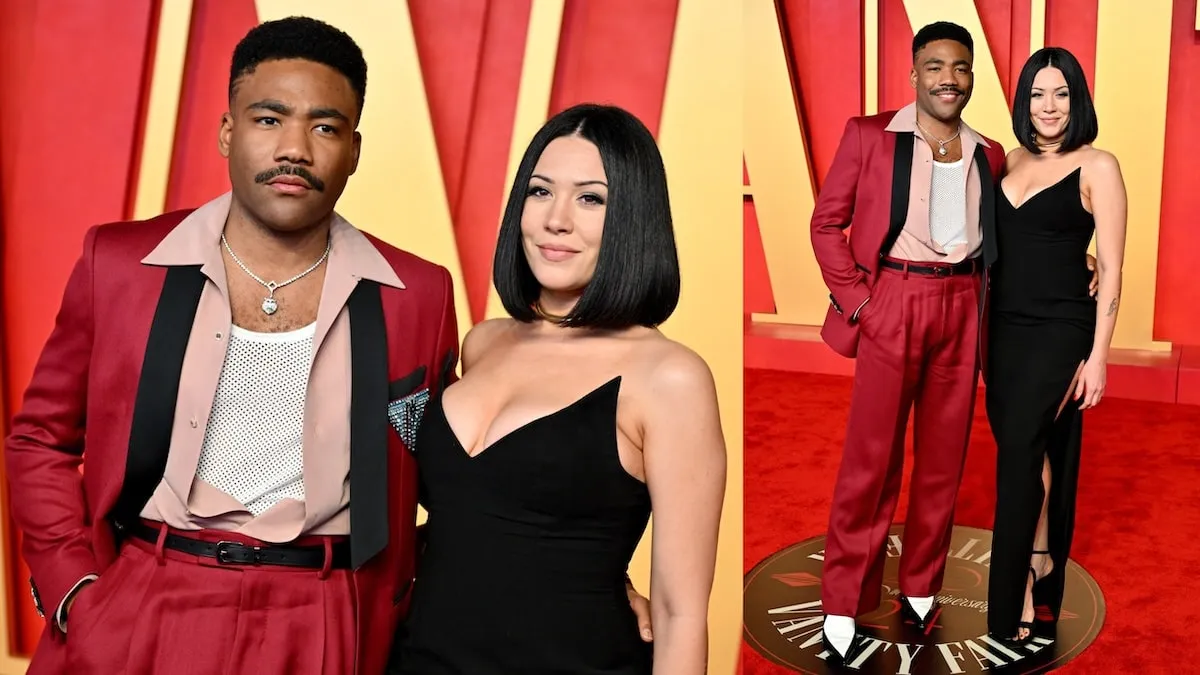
[1009,550,1053,645]
[1010,566,1038,645]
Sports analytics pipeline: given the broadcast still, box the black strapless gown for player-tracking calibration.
[389,376,653,674]
[985,167,1096,638]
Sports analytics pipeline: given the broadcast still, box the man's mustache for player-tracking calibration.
[932,87,965,96]
[254,165,326,192]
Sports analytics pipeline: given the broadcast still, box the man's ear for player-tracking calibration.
[350,130,362,175]
[218,112,234,158]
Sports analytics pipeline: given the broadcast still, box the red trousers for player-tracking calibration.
[33,523,356,675]
[821,264,981,617]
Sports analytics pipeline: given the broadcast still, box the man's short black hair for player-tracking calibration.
[229,16,367,121]
[1012,47,1099,154]
[493,103,681,330]
[912,21,974,59]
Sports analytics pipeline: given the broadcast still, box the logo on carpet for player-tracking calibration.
[742,525,1104,674]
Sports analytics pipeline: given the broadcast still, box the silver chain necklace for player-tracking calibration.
[916,119,961,156]
[221,233,331,315]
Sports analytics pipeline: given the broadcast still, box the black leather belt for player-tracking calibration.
[128,521,351,569]
[881,257,981,277]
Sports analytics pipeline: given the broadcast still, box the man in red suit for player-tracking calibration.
[3,16,652,674]
[809,22,1005,665]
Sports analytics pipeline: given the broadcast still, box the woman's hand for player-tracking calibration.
[1074,357,1106,410]
[626,576,653,641]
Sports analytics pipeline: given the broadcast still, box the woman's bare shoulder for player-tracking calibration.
[628,333,717,397]
[1076,146,1123,192]
[462,318,522,368]
[1080,146,1120,173]
[1004,146,1029,173]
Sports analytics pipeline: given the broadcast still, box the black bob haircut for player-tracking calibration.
[492,103,681,329]
[1012,47,1098,154]
[912,21,973,59]
[228,16,368,123]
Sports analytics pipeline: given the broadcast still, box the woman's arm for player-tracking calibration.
[1077,150,1127,408]
[641,345,727,674]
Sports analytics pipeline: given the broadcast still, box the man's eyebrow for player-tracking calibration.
[247,99,291,115]
[309,107,350,123]
[246,100,350,123]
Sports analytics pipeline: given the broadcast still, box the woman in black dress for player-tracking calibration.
[986,47,1127,644]
[388,103,727,674]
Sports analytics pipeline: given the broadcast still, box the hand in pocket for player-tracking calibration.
[64,579,100,637]
[857,292,886,340]
[857,300,877,339]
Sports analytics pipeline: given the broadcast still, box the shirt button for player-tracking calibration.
[190,418,198,428]
[215,332,223,339]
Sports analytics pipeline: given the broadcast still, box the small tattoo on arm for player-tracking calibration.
[1106,298,1118,316]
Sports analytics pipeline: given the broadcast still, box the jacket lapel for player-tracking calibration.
[113,265,206,525]
[880,131,914,258]
[347,279,389,568]
[975,145,998,267]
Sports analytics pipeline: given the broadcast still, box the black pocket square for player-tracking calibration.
[389,366,427,400]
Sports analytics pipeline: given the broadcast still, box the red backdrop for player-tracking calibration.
[0,0,681,656]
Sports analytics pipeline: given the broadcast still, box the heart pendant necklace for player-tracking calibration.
[221,233,331,315]
[916,119,961,157]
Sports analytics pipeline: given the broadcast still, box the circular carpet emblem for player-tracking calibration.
[743,525,1104,674]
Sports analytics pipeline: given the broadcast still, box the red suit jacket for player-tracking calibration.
[4,209,458,674]
[810,109,1005,362]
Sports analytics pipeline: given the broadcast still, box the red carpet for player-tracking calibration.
[742,368,1200,674]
